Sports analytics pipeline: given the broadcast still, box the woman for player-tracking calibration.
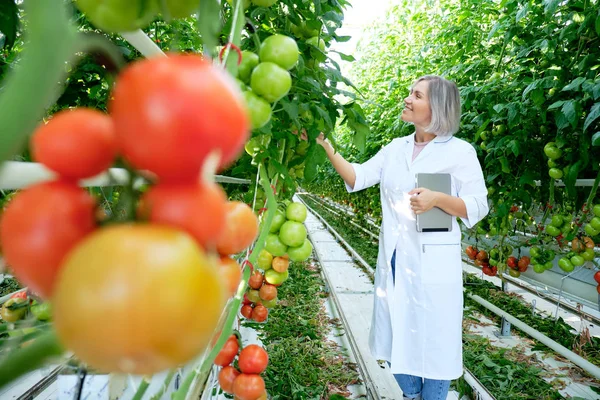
[315,76,488,400]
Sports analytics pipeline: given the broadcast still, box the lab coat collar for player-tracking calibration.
[403,132,454,144]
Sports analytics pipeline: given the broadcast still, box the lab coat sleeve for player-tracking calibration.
[346,145,388,193]
[455,145,489,228]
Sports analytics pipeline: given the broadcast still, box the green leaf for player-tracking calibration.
[596,14,600,36]
[561,100,578,128]
[516,3,529,22]
[197,0,222,58]
[519,170,536,187]
[349,121,369,152]
[543,0,560,15]
[282,100,299,120]
[304,145,326,183]
[334,35,352,42]
[562,77,586,92]
[499,156,511,174]
[547,100,566,110]
[584,103,600,131]
[591,132,600,146]
[507,139,520,156]
[0,0,18,51]
[331,50,355,62]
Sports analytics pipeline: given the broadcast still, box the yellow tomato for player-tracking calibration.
[53,224,226,374]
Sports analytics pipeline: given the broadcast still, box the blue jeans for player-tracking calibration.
[390,250,451,400]
[394,373,451,400]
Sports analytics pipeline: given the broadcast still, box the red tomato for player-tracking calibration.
[0,181,96,298]
[594,271,600,285]
[507,256,518,269]
[31,108,117,179]
[251,304,268,323]
[219,257,242,297]
[218,366,240,394]
[233,374,265,400]
[214,335,240,367]
[241,304,253,319]
[216,201,259,256]
[110,54,250,181]
[238,344,268,374]
[138,181,227,249]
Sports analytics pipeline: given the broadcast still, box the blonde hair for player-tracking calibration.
[412,75,461,136]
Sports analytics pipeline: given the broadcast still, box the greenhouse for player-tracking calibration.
[0,0,599,399]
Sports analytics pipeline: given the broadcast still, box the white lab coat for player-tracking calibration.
[346,133,489,380]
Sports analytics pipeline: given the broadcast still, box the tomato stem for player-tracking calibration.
[0,330,64,391]
[585,167,600,212]
[149,369,176,400]
[131,377,150,400]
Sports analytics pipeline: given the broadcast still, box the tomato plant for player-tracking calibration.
[110,54,250,180]
[31,108,117,179]
[53,224,226,374]
[0,180,97,298]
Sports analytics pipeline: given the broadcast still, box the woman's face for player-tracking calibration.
[401,80,432,129]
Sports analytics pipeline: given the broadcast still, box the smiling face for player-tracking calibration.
[401,80,432,130]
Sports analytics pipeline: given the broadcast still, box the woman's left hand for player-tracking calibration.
[408,188,439,214]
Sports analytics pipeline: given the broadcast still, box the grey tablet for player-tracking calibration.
[415,173,452,232]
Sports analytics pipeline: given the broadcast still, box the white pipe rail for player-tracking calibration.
[0,161,250,189]
[120,30,167,58]
[467,292,600,380]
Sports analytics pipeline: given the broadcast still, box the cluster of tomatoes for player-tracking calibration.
[466,246,497,277]
[237,34,298,130]
[0,53,256,374]
[240,201,312,321]
[215,334,269,400]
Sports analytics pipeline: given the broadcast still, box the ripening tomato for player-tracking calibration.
[248,271,264,290]
[0,181,96,298]
[216,201,259,256]
[110,54,250,181]
[271,257,289,273]
[219,257,242,297]
[138,181,227,249]
[214,335,240,367]
[241,304,253,319]
[259,284,277,301]
[233,374,266,400]
[53,224,226,374]
[31,108,117,179]
[251,304,268,322]
[238,344,268,374]
[219,365,241,394]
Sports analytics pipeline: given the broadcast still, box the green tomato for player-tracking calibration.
[544,261,554,270]
[591,217,600,232]
[489,258,498,267]
[0,298,28,322]
[547,159,557,168]
[582,247,596,261]
[287,239,313,262]
[593,204,600,217]
[250,62,292,103]
[502,244,514,255]
[548,168,563,180]
[225,0,252,9]
[264,269,289,285]
[238,51,260,82]
[585,223,600,237]
[260,297,278,308]
[257,249,273,270]
[242,91,272,130]
[269,210,287,233]
[247,289,261,303]
[558,257,574,272]
[75,0,158,32]
[259,35,299,71]
[306,36,326,52]
[570,255,585,267]
[252,0,278,6]
[489,248,499,260]
[544,145,562,160]
[30,302,52,321]
[162,0,200,18]
[533,263,545,273]
[265,233,288,256]
[290,21,320,38]
[550,215,563,227]
[286,202,307,222]
[508,269,521,278]
[278,221,307,247]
